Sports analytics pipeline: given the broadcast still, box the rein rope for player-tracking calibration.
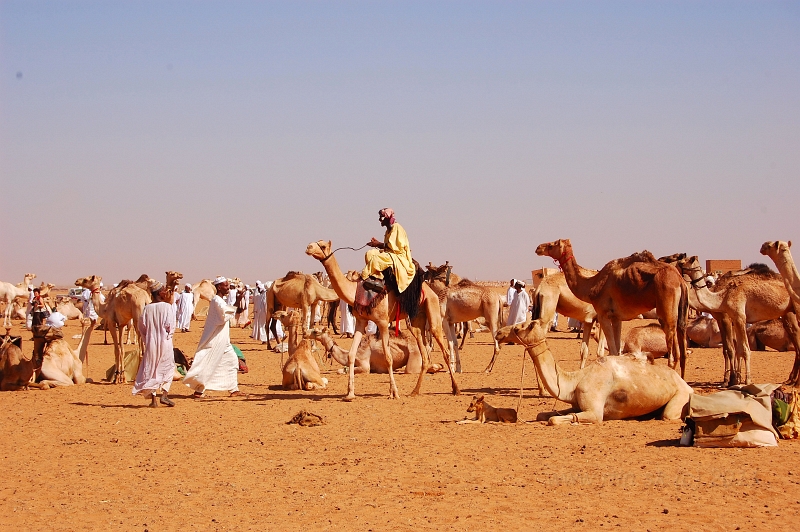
[320,243,371,262]
[512,329,549,414]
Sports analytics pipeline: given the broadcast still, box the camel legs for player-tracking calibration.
[781,311,800,385]
[443,318,462,373]
[377,320,400,399]
[547,409,602,425]
[730,315,752,385]
[343,321,366,401]
[597,317,621,357]
[421,295,460,396]
[39,357,76,387]
[713,313,736,387]
[662,387,692,421]
[109,322,125,384]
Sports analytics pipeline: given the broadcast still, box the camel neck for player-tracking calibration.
[776,249,800,296]
[558,247,594,303]
[318,252,357,306]
[524,343,576,404]
[687,283,723,313]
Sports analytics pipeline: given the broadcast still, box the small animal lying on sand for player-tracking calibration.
[456,394,517,424]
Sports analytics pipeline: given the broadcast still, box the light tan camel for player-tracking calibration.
[748,319,793,352]
[761,241,800,307]
[306,240,460,399]
[191,279,217,319]
[530,271,607,369]
[0,273,35,327]
[686,315,722,348]
[424,262,474,348]
[496,319,693,425]
[265,271,339,348]
[675,256,800,386]
[436,279,503,374]
[54,297,84,321]
[317,328,444,374]
[38,339,86,387]
[281,326,329,391]
[535,239,688,377]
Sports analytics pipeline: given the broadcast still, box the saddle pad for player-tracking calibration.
[354,280,386,316]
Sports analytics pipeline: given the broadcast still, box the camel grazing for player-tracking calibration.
[306,240,460,399]
[686,315,722,348]
[317,328,444,374]
[761,241,800,307]
[266,271,339,347]
[496,319,693,425]
[535,239,688,377]
[282,327,329,391]
[674,255,800,386]
[0,273,35,327]
[529,271,606,369]
[748,319,793,352]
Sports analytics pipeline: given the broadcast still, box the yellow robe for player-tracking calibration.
[361,222,416,292]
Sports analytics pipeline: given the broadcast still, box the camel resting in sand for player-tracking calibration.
[748,319,793,352]
[282,327,329,391]
[496,319,693,425]
[316,328,444,374]
[0,334,47,390]
[39,339,86,387]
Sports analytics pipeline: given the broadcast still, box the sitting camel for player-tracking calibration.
[38,339,86,387]
[686,315,722,348]
[317,328,444,374]
[496,319,693,425]
[282,326,329,391]
[748,319,793,352]
[55,298,84,321]
[0,334,47,390]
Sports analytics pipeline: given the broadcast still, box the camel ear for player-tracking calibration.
[326,240,332,249]
[789,241,792,248]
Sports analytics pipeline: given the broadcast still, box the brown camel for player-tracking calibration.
[265,271,339,348]
[281,327,329,391]
[424,262,474,349]
[0,273,36,327]
[530,271,607,369]
[0,333,48,390]
[674,256,800,386]
[317,328,444,374]
[748,319,793,352]
[761,241,800,307]
[306,240,460,399]
[496,320,693,425]
[535,239,689,377]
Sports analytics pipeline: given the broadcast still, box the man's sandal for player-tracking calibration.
[160,396,176,407]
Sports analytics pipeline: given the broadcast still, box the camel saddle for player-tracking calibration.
[353,260,424,320]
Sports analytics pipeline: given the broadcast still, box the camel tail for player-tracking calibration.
[530,289,542,321]
[678,283,688,332]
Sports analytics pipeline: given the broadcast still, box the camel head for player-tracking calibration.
[658,252,687,264]
[305,240,332,261]
[495,319,548,347]
[303,326,329,340]
[345,270,361,282]
[23,273,36,286]
[75,275,101,289]
[166,271,183,290]
[760,240,792,260]
[535,239,570,260]
[674,255,703,283]
[37,282,55,297]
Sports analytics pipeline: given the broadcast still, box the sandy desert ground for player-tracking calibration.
[2,309,799,532]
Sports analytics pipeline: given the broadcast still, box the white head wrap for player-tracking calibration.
[213,276,227,285]
[185,283,192,289]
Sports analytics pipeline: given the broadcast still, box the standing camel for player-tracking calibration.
[265,271,339,346]
[674,256,800,386]
[535,239,688,377]
[0,273,36,327]
[191,279,217,319]
[306,240,460,399]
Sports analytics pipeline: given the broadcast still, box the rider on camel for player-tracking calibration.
[362,208,415,293]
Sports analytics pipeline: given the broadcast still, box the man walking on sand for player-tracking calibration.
[132,283,177,408]
[183,277,244,398]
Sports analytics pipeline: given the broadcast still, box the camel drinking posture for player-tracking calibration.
[306,240,460,399]
[535,239,688,377]
[496,320,693,425]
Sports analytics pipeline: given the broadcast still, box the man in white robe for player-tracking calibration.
[506,281,530,326]
[251,281,269,343]
[235,285,250,328]
[183,277,243,398]
[339,299,355,338]
[175,283,194,332]
[132,284,176,407]
[506,279,517,310]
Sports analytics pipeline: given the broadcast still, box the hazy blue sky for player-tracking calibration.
[2,1,798,286]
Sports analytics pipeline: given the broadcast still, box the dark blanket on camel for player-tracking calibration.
[353,259,424,320]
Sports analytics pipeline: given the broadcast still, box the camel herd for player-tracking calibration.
[2,238,800,427]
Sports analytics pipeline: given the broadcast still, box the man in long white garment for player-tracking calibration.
[175,283,194,332]
[506,281,530,326]
[251,281,268,343]
[339,299,355,338]
[132,283,176,407]
[183,277,244,398]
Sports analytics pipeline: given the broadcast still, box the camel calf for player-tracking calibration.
[457,395,517,424]
[282,328,329,391]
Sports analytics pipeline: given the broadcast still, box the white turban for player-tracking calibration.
[213,276,227,285]
[185,283,192,289]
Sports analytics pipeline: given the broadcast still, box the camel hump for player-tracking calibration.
[745,263,778,278]
[282,271,304,280]
[134,274,150,283]
[454,278,475,287]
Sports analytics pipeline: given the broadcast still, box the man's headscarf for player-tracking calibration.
[379,208,395,225]
[213,276,227,285]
